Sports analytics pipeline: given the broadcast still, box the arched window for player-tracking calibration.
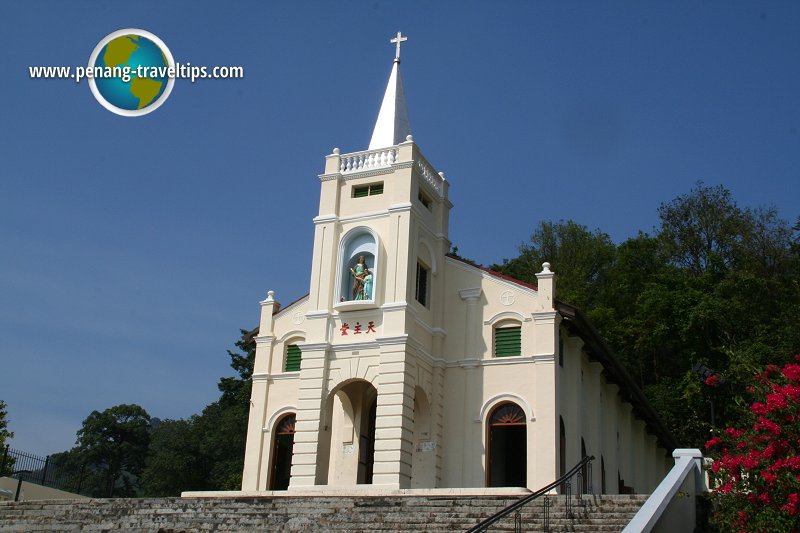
[487,402,527,487]
[338,229,378,303]
[270,413,296,490]
[494,321,522,358]
[284,344,302,372]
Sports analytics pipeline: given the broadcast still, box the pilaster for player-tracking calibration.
[459,287,482,486]
[372,336,415,488]
[288,342,331,487]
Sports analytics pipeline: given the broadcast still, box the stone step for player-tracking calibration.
[0,493,650,532]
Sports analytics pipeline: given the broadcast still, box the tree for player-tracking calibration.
[0,400,14,475]
[493,183,799,448]
[657,182,749,276]
[141,418,204,496]
[493,219,616,312]
[63,404,151,497]
[0,400,12,449]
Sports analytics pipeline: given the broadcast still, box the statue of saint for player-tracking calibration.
[350,256,366,300]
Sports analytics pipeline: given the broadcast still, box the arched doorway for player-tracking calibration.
[323,379,378,485]
[487,402,527,487]
[269,413,296,490]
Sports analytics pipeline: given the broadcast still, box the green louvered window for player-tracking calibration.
[285,344,302,372]
[495,326,521,358]
[353,182,384,198]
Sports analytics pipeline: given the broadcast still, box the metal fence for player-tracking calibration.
[1,445,89,495]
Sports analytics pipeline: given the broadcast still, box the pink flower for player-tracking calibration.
[767,392,789,411]
[754,417,781,436]
[706,374,720,387]
[706,436,723,448]
[781,493,799,516]
[782,364,800,382]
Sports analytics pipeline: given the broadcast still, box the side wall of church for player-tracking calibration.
[557,331,671,494]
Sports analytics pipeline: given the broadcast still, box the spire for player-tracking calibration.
[368,32,411,150]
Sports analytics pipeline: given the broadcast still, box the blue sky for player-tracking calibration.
[2,1,799,456]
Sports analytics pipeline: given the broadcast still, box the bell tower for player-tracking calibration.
[288,33,453,488]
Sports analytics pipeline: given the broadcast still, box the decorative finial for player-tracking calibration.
[541,262,551,273]
[405,134,413,142]
[333,147,340,155]
[391,31,408,62]
[267,290,275,300]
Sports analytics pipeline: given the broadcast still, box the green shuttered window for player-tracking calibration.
[495,326,521,358]
[353,183,384,198]
[285,344,302,372]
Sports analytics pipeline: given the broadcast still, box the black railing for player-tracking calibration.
[1,445,89,496]
[466,455,595,533]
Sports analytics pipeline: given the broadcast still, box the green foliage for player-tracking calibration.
[141,418,204,496]
[493,219,616,311]
[0,400,14,476]
[496,182,800,447]
[56,404,151,497]
[0,400,13,450]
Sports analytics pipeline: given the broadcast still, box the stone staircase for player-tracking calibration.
[0,493,649,532]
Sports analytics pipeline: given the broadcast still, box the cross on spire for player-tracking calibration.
[390,31,408,62]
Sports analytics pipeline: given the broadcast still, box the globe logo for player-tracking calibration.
[87,29,175,117]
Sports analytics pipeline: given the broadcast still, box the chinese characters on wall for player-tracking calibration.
[340,321,377,336]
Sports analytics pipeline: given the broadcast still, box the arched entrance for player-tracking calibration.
[323,379,378,485]
[269,413,296,490]
[487,402,527,487]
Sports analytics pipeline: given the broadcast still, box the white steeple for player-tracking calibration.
[368,32,412,150]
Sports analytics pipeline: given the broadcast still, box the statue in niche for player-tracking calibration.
[350,256,366,300]
[363,268,373,300]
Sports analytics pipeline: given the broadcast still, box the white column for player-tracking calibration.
[605,383,620,494]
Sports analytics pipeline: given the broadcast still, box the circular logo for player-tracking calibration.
[88,29,175,117]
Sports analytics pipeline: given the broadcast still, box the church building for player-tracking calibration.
[241,33,676,494]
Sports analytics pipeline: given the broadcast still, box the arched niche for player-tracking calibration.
[336,227,379,304]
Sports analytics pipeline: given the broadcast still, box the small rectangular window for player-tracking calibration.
[353,182,384,198]
[415,262,429,307]
[418,190,431,210]
[495,326,521,357]
[285,344,302,372]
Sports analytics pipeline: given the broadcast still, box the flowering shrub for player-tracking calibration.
[706,359,800,532]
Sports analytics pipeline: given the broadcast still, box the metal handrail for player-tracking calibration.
[465,455,595,533]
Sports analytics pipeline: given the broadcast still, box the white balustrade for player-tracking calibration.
[339,147,398,174]
[416,158,444,196]
[334,147,445,199]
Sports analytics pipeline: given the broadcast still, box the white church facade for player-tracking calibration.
[241,34,676,494]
